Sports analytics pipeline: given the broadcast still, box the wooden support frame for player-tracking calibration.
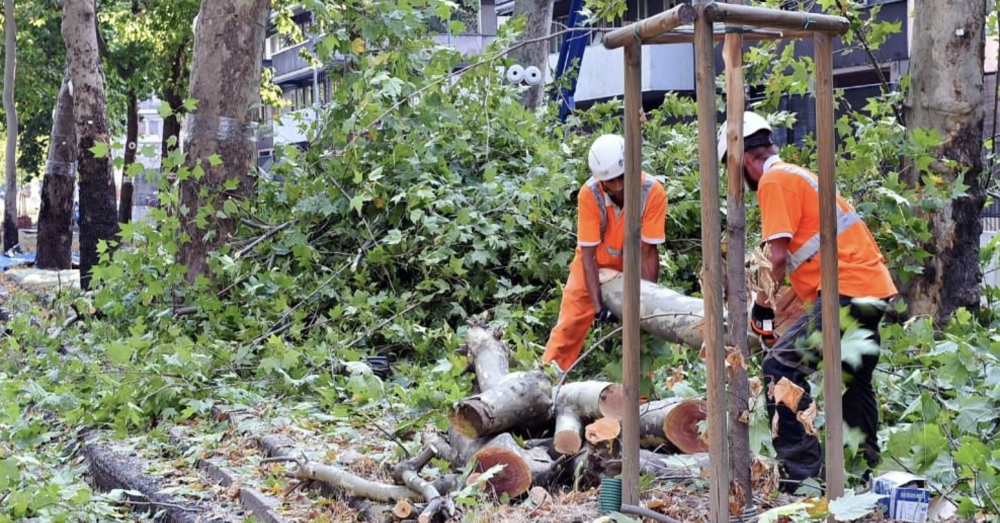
[621,39,643,507]
[602,2,849,522]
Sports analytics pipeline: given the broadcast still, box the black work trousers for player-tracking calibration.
[762,294,885,488]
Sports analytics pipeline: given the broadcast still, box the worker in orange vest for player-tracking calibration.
[542,134,667,371]
[718,112,897,491]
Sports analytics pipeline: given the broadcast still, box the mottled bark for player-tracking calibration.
[510,0,552,110]
[3,0,17,252]
[178,0,268,282]
[62,0,119,289]
[118,90,137,224]
[901,0,987,323]
[35,75,77,270]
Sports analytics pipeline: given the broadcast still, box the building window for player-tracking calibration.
[147,119,161,136]
[137,119,147,135]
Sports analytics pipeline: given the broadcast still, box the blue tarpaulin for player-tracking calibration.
[0,253,80,271]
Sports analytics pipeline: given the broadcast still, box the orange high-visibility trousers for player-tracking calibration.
[542,260,598,371]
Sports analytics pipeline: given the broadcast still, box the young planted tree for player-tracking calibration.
[177,0,268,282]
[35,75,76,269]
[62,0,119,288]
[900,0,987,324]
[3,0,17,252]
[510,0,553,110]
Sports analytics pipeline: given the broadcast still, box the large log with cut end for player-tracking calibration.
[599,269,707,348]
[600,269,801,350]
[470,433,554,498]
[555,381,626,421]
[451,370,553,439]
[639,398,708,454]
[452,325,554,439]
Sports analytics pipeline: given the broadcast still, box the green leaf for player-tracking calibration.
[208,154,223,167]
[107,342,133,365]
[182,98,199,112]
[89,142,109,158]
[829,490,884,521]
[158,103,174,118]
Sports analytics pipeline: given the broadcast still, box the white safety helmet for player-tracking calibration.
[588,134,626,181]
[717,111,773,160]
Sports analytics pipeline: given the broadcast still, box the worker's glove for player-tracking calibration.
[595,305,617,325]
[751,303,778,347]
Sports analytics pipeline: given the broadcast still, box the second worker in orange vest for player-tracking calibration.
[541,134,667,371]
[718,112,897,492]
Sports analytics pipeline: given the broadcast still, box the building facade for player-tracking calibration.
[259,3,499,167]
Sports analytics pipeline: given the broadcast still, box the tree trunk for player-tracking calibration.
[638,398,709,454]
[3,0,17,253]
[160,41,187,162]
[509,0,552,110]
[178,0,268,282]
[35,74,77,270]
[118,89,137,224]
[901,0,986,324]
[62,0,119,289]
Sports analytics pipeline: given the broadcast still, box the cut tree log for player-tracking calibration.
[554,381,626,420]
[585,417,621,446]
[554,408,583,455]
[599,269,802,349]
[470,433,555,499]
[638,398,709,454]
[451,325,552,439]
[639,450,710,479]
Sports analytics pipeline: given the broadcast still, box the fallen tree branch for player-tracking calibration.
[235,220,294,260]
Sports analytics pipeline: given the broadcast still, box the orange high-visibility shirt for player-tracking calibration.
[757,158,896,304]
[573,172,667,272]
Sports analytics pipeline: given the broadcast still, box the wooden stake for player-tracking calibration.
[602,3,697,50]
[724,0,753,513]
[703,2,849,34]
[621,39,643,508]
[694,5,730,523]
[814,31,845,504]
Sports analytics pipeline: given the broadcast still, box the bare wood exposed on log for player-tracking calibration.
[452,325,552,439]
[603,3,697,49]
[471,433,555,499]
[585,417,621,446]
[639,398,709,454]
[703,2,848,34]
[555,381,626,421]
[554,408,583,455]
[393,499,413,519]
